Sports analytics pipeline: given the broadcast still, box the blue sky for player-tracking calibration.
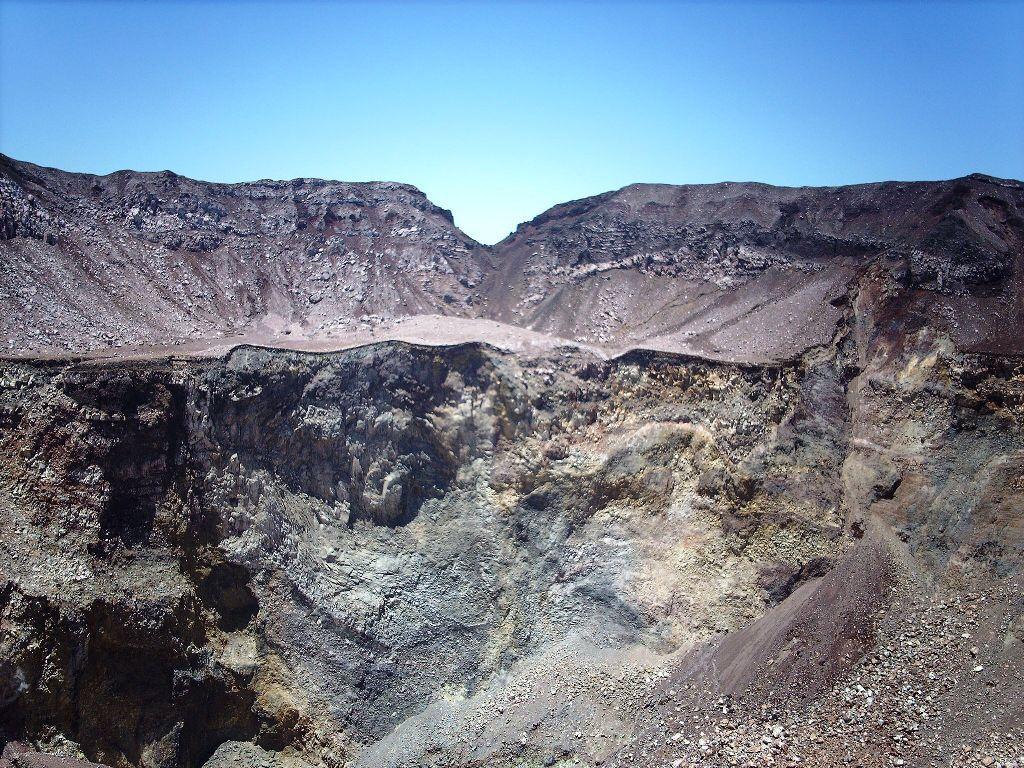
[1,1,1022,243]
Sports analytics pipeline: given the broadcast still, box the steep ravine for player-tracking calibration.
[2,297,1021,767]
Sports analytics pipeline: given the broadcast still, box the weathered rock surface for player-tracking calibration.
[1,158,1023,768]
[0,155,485,355]
[3,155,1022,362]
[487,176,1024,360]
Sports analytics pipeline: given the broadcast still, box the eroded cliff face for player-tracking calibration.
[1,270,1022,768]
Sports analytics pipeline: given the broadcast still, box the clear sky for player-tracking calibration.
[1,1,1022,244]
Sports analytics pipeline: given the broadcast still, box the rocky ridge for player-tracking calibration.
[3,156,1022,362]
[0,155,485,355]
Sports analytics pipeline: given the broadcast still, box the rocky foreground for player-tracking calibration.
[0,158,1023,768]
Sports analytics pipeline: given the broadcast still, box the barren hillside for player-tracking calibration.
[4,156,1022,362]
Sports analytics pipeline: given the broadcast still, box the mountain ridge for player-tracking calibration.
[2,154,1022,362]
